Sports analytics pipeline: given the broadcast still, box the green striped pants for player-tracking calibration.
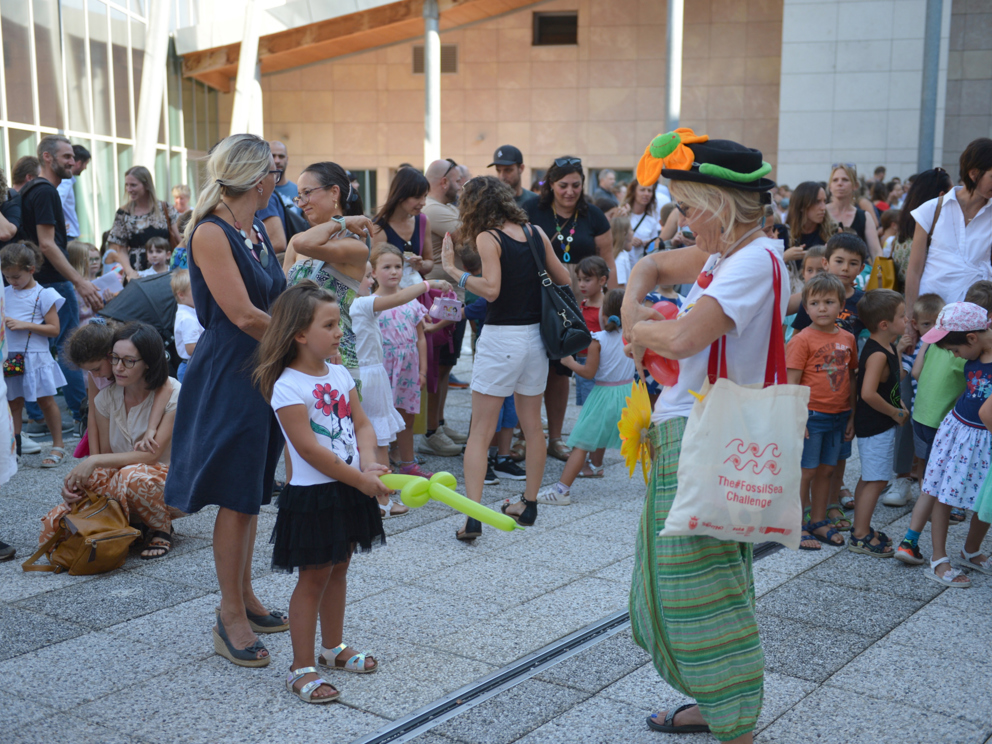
[629,418,764,742]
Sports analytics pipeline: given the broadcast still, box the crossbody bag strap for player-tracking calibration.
[633,211,649,234]
[23,291,40,355]
[521,224,552,286]
[21,530,62,572]
[925,194,944,254]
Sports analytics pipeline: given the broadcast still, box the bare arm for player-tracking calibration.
[372,279,451,312]
[903,222,929,342]
[5,302,59,337]
[86,375,103,455]
[786,368,803,385]
[262,215,287,255]
[36,224,104,309]
[106,242,139,279]
[287,217,372,275]
[620,245,709,340]
[862,209,882,259]
[787,291,803,315]
[276,400,389,497]
[418,215,434,275]
[534,225,571,286]
[594,230,618,290]
[442,231,502,302]
[979,395,992,433]
[190,221,271,341]
[860,351,907,422]
[561,340,601,379]
[416,322,428,389]
[912,342,929,380]
[627,295,736,361]
[135,380,173,452]
[0,211,16,241]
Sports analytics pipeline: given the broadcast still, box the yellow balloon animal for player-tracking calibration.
[379,471,524,532]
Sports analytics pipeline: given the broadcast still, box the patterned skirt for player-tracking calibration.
[629,417,764,742]
[921,412,992,510]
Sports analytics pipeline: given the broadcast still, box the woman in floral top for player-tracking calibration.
[106,166,180,277]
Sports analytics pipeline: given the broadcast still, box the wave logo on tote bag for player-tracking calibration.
[723,439,781,475]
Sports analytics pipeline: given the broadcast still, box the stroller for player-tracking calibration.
[98,272,180,377]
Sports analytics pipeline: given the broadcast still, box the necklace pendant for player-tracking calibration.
[697,270,713,289]
[244,237,253,250]
[563,251,571,263]
[260,247,270,268]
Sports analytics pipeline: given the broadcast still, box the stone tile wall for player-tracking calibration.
[942,0,992,176]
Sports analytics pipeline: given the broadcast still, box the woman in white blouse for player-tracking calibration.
[904,138,992,340]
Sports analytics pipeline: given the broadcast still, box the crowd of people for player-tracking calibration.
[0,127,990,741]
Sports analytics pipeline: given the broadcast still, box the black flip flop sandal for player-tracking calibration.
[646,704,711,733]
[456,518,482,541]
[140,529,173,560]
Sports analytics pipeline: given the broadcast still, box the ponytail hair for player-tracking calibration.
[602,288,624,332]
[300,161,364,217]
[184,134,272,245]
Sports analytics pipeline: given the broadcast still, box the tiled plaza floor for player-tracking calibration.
[1,359,991,744]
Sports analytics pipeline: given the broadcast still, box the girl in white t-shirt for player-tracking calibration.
[611,214,636,286]
[254,281,390,705]
[534,290,635,505]
[351,260,452,517]
[1,241,68,467]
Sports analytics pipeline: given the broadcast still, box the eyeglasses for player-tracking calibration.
[831,163,856,170]
[554,157,582,168]
[674,201,689,217]
[293,186,331,206]
[109,354,142,369]
[269,169,283,180]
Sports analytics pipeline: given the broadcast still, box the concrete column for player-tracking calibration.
[423,0,441,166]
[665,0,684,132]
[917,0,943,171]
[133,0,171,167]
[229,0,264,136]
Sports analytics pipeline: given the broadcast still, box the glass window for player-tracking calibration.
[89,0,113,136]
[116,142,132,191]
[182,77,196,151]
[75,143,96,244]
[63,0,92,133]
[167,50,182,146]
[131,19,145,136]
[92,139,117,241]
[8,129,38,181]
[34,0,66,129]
[1,0,34,124]
[169,151,182,192]
[196,80,209,151]
[111,7,131,138]
[206,87,219,148]
[155,148,168,197]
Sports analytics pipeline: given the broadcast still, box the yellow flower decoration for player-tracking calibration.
[618,380,653,484]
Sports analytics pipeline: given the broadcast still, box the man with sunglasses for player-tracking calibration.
[489,145,539,212]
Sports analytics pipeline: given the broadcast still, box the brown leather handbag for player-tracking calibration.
[22,492,142,575]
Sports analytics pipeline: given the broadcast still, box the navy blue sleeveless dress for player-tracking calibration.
[164,215,287,515]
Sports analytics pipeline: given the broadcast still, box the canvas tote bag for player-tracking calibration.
[662,249,809,549]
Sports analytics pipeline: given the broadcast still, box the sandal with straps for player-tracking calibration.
[286,666,339,704]
[214,605,289,633]
[319,643,378,674]
[958,548,992,575]
[646,704,710,733]
[808,518,845,546]
[140,529,173,560]
[848,527,894,557]
[925,556,971,588]
[826,503,852,531]
[40,446,67,469]
[212,614,270,667]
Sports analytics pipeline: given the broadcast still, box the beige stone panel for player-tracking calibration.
[384,44,409,65]
[636,25,666,60]
[711,0,748,23]
[588,60,638,88]
[498,5,531,29]
[387,64,422,91]
[497,122,532,152]
[335,122,378,156]
[742,84,779,120]
[707,85,745,120]
[683,24,711,59]
[384,122,422,157]
[533,121,578,158]
[709,118,744,142]
[267,91,304,124]
[497,62,532,90]
[498,28,531,63]
[333,63,378,91]
[531,60,578,88]
[636,87,665,122]
[464,127,496,161]
[708,56,747,86]
[743,118,779,157]
[441,120,465,156]
[635,120,663,154]
[635,62,667,88]
[301,123,332,155]
[377,65,388,89]
[265,123,303,154]
[529,88,578,122]
[747,0,783,22]
[442,89,465,121]
[462,88,499,123]
[709,23,748,59]
[745,56,781,86]
[380,89,423,124]
[462,28,499,63]
[963,51,992,81]
[301,92,335,122]
[590,0,638,26]
[576,61,590,90]
[581,122,635,157]
[684,0,712,25]
[745,22,783,58]
[333,90,378,123]
[587,87,637,121]
[638,0,666,26]
[947,51,963,81]
[682,59,709,87]
[498,87,532,121]
[530,45,581,65]
[441,71,464,91]
[269,69,304,92]
[589,25,638,61]
[681,86,709,120]
[463,62,500,90]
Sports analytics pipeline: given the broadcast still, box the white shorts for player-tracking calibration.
[472,323,548,398]
[857,428,896,483]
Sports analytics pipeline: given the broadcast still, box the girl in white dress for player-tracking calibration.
[1,242,68,468]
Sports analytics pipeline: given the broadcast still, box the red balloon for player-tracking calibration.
[642,301,680,386]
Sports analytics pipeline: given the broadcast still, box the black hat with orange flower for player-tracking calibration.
[636,128,775,193]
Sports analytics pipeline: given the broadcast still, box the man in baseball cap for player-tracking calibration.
[921,301,991,345]
[489,145,539,211]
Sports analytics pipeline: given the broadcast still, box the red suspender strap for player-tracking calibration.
[763,248,787,387]
[707,336,727,384]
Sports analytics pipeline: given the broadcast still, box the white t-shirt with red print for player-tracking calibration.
[271,363,358,486]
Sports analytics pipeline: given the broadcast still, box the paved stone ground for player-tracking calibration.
[1,356,991,744]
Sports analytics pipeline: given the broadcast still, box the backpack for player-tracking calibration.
[22,492,141,575]
[279,192,309,241]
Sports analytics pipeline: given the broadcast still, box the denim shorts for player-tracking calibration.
[496,394,518,431]
[801,410,850,469]
[912,419,938,462]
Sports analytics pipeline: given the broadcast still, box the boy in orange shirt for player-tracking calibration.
[787,273,859,550]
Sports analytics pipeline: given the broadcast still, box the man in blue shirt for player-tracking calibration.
[270,140,300,213]
[56,144,90,241]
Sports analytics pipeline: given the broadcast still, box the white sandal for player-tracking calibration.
[924,557,971,588]
[378,498,408,519]
[40,446,66,469]
[319,643,378,673]
[958,548,992,575]
[286,666,339,704]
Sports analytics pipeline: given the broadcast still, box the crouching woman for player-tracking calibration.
[39,322,183,559]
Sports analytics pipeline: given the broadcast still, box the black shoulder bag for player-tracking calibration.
[521,224,591,359]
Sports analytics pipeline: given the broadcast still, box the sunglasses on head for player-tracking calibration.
[444,159,458,177]
[831,162,856,170]
[554,157,582,168]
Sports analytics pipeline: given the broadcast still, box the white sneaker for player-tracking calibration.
[536,484,570,505]
[20,436,41,454]
[417,430,462,457]
[881,477,913,507]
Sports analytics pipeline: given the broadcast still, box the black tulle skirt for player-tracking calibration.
[270,480,385,572]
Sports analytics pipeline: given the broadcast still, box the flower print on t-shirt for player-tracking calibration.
[309,381,357,464]
[965,369,992,400]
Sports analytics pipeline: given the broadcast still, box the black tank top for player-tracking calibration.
[485,227,542,326]
[837,208,867,242]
